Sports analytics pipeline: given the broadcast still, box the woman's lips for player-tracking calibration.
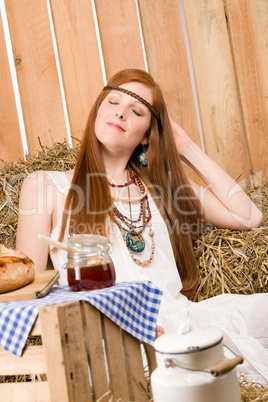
[106,122,125,132]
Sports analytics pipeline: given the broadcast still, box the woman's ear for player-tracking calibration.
[141,136,149,146]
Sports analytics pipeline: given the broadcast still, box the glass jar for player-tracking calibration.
[64,234,116,292]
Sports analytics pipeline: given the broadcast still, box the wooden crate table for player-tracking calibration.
[0,281,161,402]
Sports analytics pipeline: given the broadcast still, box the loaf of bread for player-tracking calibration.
[0,245,35,293]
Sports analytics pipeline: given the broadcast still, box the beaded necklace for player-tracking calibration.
[109,167,155,266]
[112,197,151,230]
[109,178,133,188]
[111,176,148,202]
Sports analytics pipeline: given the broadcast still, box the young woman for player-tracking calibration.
[16,69,267,385]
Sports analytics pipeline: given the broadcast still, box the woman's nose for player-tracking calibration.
[116,112,125,120]
[115,107,126,120]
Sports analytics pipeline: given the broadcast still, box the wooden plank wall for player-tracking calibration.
[0,0,267,184]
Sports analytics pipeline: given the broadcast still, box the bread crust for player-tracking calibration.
[0,245,35,294]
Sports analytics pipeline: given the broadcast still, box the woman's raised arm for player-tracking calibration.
[170,118,263,230]
[16,171,53,271]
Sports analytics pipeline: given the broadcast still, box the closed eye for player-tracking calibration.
[132,109,142,116]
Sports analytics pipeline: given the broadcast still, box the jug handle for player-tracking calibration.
[210,356,244,377]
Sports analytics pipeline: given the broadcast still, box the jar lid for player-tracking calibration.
[67,234,109,255]
[154,326,223,354]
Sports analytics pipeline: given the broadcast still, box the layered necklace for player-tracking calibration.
[109,167,155,267]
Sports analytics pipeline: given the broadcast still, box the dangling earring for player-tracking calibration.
[138,147,148,167]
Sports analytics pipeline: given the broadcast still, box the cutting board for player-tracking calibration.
[0,270,60,302]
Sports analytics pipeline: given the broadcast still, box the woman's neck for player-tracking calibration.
[104,159,129,185]
[102,150,131,185]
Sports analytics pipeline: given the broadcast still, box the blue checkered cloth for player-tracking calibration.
[0,281,162,357]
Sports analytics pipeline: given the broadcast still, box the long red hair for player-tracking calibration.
[59,69,201,298]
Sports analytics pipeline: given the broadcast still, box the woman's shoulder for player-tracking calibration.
[19,170,74,213]
[18,171,50,211]
[22,169,74,185]
[20,170,47,190]
[20,170,73,200]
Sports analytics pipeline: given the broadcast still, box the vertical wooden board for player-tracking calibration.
[39,304,70,402]
[81,302,109,400]
[138,0,200,144]
[49,0,104,142]
[59,302,92,402]
[102,316,130,399]
[95,0,145,80]
[122,331,149,401]
[182,0,249,183]
[224,0,268,181]
[254,0,268,125]
[143,343,157,376]
[5,0,68,155]
[138,0,201,180]
[0,9,23,163]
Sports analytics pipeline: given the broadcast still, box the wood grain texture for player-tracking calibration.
[122,331,149,401]
[30,314,42,335]
[49,0,104,142]
[0,9,23,163]
[39,304,70,402]
[95,0,145,79]
[82,302,109,400]
[0,270,59,302]
[58,301,92,402]
[5,0,68,155]
[138,0,200,142]
[1,0,266,177]
[0,345,46,375]
[0,382,50,402]
[183,0,249,182]
[138,0,201,180]
[102,315,131,399]
[224,0,268,181]
[143,342,157,375]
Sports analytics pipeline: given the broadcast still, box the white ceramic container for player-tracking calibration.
[151,326,242,402]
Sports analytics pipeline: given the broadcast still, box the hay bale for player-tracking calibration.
[193,182,267,301]
[239,375,268,401]
[0,140,267,399]
[0,140,79,249]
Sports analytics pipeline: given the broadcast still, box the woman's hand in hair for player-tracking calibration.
[169,117,193,157]
[169,119,262,230]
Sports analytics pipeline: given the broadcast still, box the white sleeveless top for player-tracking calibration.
[45,171,268,386]
[46,171,183,296]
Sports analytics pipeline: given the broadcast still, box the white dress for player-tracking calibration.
[47,171,268,386]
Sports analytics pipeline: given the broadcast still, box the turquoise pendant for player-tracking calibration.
[125,232,145,253]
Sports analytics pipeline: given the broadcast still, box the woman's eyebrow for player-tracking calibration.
[109,90,121,96]
[104,85,159,118]
[109,91,148,108]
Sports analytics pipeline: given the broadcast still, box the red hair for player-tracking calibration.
[59,69,201,298]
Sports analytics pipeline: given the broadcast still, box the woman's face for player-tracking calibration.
[95,81,153,155]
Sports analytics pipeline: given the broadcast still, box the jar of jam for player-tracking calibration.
[64,234,116,292]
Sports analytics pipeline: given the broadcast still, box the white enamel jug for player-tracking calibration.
[151,326,242,402]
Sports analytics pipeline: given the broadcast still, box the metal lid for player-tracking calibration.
[67,234,109,256]
[154,326,223,355]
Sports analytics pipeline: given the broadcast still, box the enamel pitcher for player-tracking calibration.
[151,326,243,402]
